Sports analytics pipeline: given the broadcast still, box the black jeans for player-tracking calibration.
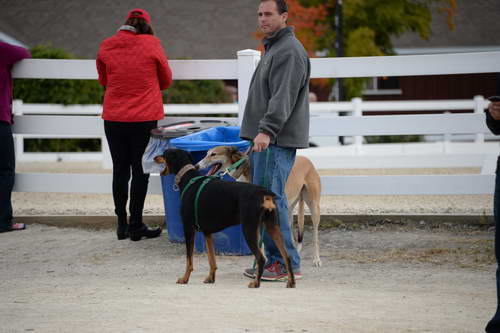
[0,122,15,231]
[104,120,157,223]
[487,167,500,332]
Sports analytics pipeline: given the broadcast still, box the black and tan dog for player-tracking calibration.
[154,148,295,288]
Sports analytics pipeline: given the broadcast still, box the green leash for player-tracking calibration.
[217,155,249,177]
[252,147,272,270]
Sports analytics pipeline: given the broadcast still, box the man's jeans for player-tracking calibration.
[486,171,500,332]
[0,122,15,231]
[250,145,300,271]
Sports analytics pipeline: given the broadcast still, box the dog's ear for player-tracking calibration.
[228,146,238,154]
[153,155,170,175]
[154,156,166,164]
[229,146,243,163]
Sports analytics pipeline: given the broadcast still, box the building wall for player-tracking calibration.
[365,74,498,102]
[0,0,260,59]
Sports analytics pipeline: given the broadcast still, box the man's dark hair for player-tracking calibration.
[262,0,288,14]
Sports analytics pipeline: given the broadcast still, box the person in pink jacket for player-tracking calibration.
[96,9,173,241]
[0,41,31,233]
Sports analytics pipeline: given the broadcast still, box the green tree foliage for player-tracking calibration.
[164,80,231,104]
[296,0,456,99]
[13,45,104,104]
[365,135,422,144]
[24,138,101,152]
[13,46,231,152]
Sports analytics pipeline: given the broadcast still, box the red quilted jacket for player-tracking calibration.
[96,30,172,122]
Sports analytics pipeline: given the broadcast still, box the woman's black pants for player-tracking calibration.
[104,120,157,223]
[0,122,15,231]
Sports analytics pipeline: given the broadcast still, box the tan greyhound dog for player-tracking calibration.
[196,145,322,267]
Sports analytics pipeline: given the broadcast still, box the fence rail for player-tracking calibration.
[12,96,491,116]
[11,51,500,196]
[12,95,492,162]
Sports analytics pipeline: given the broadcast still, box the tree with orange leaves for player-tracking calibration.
[295,0,456,56]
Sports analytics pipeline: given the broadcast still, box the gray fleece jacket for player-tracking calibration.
[240,26,311,148]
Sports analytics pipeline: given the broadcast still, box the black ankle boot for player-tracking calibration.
[117,217,129,240]
[129,223,162,241]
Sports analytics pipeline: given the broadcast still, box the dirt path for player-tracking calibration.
[0,223,495,333]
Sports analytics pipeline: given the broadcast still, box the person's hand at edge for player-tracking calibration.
[253,132,270,152]
[489,101,500,120]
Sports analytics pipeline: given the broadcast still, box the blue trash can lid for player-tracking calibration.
[170,126,250,151]
[150,119,235,139]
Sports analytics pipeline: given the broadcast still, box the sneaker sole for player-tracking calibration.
[261,274,303,282]
[244,268,302,282]
[244,271,286,282]
[261,274,288,282]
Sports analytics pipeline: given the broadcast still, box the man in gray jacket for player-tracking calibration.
[240,0,310,281]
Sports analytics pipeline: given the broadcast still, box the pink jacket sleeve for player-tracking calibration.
[0,42,31,67]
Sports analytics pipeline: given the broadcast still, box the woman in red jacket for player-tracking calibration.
[96,8,172,241]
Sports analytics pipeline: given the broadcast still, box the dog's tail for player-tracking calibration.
[296,195,304,251]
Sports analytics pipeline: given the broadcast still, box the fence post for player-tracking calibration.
[331,111,340,146]
[13,133,24,162]
[237,49,261,125]
[352,97,363,152]
[443,111,452,153]
[101,137,113,169]
[474,95,485,143]
[12,99,23,115]
[12,100,24,162]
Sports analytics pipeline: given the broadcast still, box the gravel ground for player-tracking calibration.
[11,191,492,217]
[0,223,495,333]
[3,162,496,332]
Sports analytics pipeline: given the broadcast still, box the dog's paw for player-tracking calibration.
[286,280,296,288]
[177,278,189,284]
[296,243,303,253]
[248,281,260,288]
[203,277,215,284]
[313,257,322,267]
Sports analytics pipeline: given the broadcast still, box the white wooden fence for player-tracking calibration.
[11,50,500,195]
[12,97,496,165]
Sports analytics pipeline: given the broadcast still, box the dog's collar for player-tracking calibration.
[175,164,196,185]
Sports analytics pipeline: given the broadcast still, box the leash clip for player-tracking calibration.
[220,169,229,177]
[172,183,179,192]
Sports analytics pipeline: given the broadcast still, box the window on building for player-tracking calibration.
[363,77,402,95]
